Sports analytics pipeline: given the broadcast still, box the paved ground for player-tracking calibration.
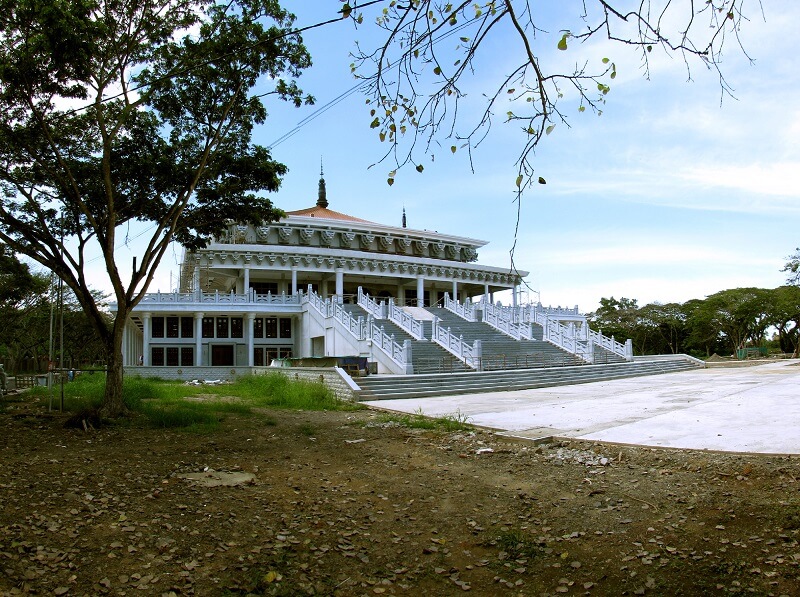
[364,360,800,454]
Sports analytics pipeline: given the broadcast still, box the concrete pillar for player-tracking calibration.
[483,283,490,304]
[397,282,405,306]
[243,266,250,296]
[194,312,204,366]
[246,312,255,367]
[141,312,151,366]
[291,267,298,295]
[193,265,200,293]
[416,276,425,307]
[452,280,458,303]
[512,284,518,308]
[335,268,344,300]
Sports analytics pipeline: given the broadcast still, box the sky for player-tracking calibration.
[103,0,798,314]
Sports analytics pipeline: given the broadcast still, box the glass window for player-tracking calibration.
[166,317,179,338]
[279,317,292,339]
[254,318,263,338]
[181,317,194,338]
[166,347,179,366]
[231,317,243,338]
[151,317,164,338]
[279,347,293,358]
[202,317,215,338]
[265,317,278,339]
[151,346,164,366]
[216,317,229,338]
[266,348,279,363]
[181,347,194,366]
[254,347,264,366]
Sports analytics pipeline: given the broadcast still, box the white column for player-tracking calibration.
[291,267,298,294]
[483,283,490,304]
[416,276,425,307]
[193,265,200,293]
[512,284,518,308]
[141,313,151,366]
[122,324,128,366]
[246,312,255,367]
[243,266,250,296]
[335,268,344,300]
[194,312,204,366]
[452,280,458,303]
[397,282,405,305]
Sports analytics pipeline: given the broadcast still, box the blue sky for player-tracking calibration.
[137,1,797,313]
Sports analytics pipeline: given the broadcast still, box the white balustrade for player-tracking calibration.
[137,289,302,306]
[387,298,425,340]
[307,289,410,371]
[357,287,385,319]
[443,293,477,322]
[482,301,532,340]
[431,317,480,369]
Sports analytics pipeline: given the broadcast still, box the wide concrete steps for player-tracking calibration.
[427,307,582,369]
[342,305,471,374]
[356,358,701,401]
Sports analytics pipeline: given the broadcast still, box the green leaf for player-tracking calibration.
[557,34,568,51]
[602,57,610,64]
[515,174,523,188]
[450,145,457,153]
[545,124,555,135]
[415,164,424,173]
[370,117,380,128]
[341,3,352,18]
[387,177,394,186]
[538,177,546,185]
[578,105,586,112]
[433,66,442,75]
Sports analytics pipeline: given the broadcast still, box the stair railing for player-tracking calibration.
[357,287,386,319]
[481,301,533,340]
[431,316,481,370]
[588,330,633,361]
[307,287,365,340]
[308,288,411,371]
[368,324,413,373]
[529,309,593,363]
[443,292,477,322]
[387,298,426,340]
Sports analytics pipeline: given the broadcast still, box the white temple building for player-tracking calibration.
[114,172,632,380]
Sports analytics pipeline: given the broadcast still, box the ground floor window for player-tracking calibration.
[151,346,194,367]
[253,346,293,366]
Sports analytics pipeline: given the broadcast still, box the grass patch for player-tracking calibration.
[30,371,361,429]
[491,529,541,560]
[375,408,473,431]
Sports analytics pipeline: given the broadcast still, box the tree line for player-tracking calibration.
[589,287,800,358]
[0,245,107,375]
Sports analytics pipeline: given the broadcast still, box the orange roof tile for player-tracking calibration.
[285,205,377,224]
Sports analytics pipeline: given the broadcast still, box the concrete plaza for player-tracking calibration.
[364,360,800,454]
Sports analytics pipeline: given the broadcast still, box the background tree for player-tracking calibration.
[347,0,752,192]
[783,249,800,286]
[767,285,800,357]
[0,0,312,415]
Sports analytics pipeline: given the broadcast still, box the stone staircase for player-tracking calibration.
[427,307,585,370]
[340,305,471,374]
[356,357,702,400]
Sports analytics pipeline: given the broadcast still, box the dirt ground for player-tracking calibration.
[1,393,799,597]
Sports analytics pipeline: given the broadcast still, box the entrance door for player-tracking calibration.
[211,344,234,366]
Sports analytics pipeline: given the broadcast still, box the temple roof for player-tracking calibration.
[285,205,376,224]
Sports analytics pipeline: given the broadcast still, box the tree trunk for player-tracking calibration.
[100,313,129,418]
